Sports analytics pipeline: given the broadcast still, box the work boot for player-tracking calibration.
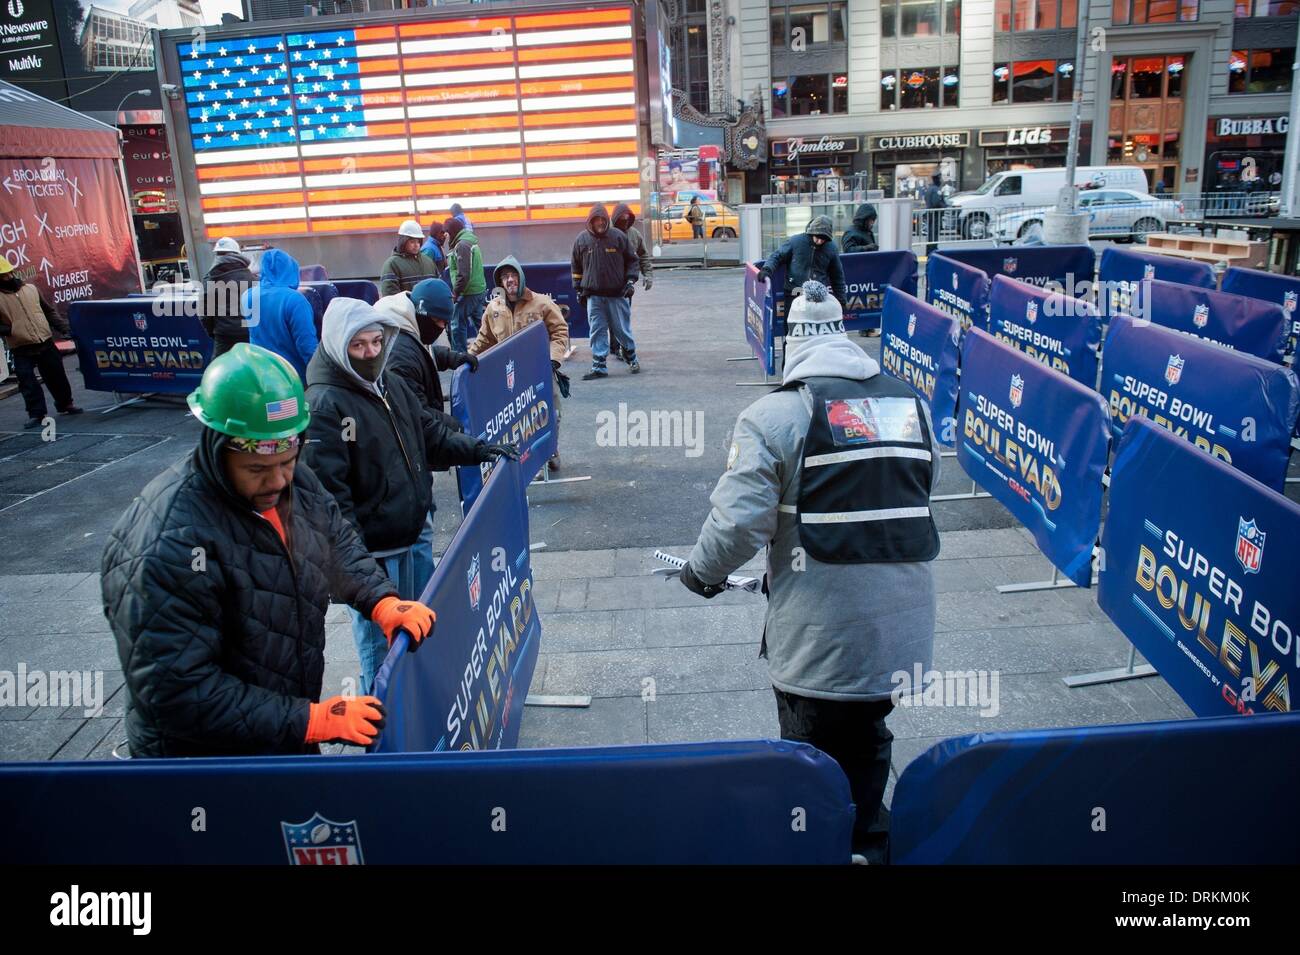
[58,404,84,415]
[23,417,43,430]
[582,366,608,381]
[548,453,560,473]
[627,354,641,374]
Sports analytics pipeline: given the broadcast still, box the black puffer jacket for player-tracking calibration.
[386,327,464,424]
[302,335,482,553]
[101,428,396,758]
[570,202,639,297]
[841,203,878,253]
[200,251,255,342]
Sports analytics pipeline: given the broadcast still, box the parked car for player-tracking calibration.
[993,189,1184,243]
[660,201,740,240]
[948,165,1150,239]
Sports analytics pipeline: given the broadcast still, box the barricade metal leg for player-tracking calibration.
[931,478,992,502]
[736,367,775,386]
[525,695,592,707]
[98,391,154,415]
[528,465,592,487]
[725,355,757,362]
[1063,644,1157,688]
[996,565,1077,594]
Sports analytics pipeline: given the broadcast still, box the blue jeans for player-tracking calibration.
[412,509,436,600]
[451,290,488,352]
[587,295,634,368]
[350,544,419,695]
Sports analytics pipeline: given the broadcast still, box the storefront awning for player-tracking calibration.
[0,80,122,160]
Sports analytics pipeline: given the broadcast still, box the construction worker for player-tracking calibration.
[380,219,438,297]
[445,216,488,353]
[678,281,941,863]
[101,344,439,757]
[759,215,847,320]
[0,258,81,429]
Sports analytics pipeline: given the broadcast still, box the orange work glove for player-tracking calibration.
[305,695,386,746]
[371,595,436,650]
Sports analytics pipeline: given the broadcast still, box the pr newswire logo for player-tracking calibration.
[50,886,151,935]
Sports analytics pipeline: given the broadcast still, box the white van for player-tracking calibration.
[948,166,1149,239]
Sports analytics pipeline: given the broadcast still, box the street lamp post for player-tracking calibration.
[1281,16,1300,218]
[1044,3,1092,245]
[113,88,153,294]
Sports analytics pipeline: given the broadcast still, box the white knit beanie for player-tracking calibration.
[785,281,845,342]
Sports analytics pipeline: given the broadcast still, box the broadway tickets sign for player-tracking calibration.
[1100,417,1298,716]
[0,155,140,317]
[939,244,1096,292]
[744,262,775,376]
[881,287,960,446]
[1146,278,1289,365]
[373,457,542,751]
[988,275,1101,389]
[958,328,1110,586]
[68,297,210,396]
[1101,315,1300,491]
[925,252,990,332]
[1221,266,1300,359]
[839,250,918,332]
[451,320,557,509]
[1097,246,1214,319]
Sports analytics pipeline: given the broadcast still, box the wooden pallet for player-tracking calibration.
[1142,232,1269,268]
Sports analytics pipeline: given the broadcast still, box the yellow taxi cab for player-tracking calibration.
[660,201,740,240]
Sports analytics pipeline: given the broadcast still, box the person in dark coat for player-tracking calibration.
[301,297,517,692]
[922,172,947,254]
[201,237,256,357]
[101,344,440,757]
[571,202,640,379]
[759,215,847,320]
[840,204,879,253]
[0,257,81,428]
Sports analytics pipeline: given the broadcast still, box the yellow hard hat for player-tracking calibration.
[0,258,13,276]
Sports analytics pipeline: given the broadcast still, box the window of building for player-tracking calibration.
[771,1,848,50]
[992,60,1074,102]
[1229,47,1296,92]
[880,66,959,108]
[1234,0,1298,14]
[1111,54,1184,99]
[995,0,1078,30]
[1112,0,1198,24]
[882,0,961,37]
[685,24,709,112]
[772,73,850,115]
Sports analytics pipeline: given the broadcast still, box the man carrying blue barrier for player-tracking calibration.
[101,344,441,757]
[677,281,942,864]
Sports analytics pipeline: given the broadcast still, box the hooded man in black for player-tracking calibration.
[570,203,640,379]
[201,237,256,357]
[841,204,879,253]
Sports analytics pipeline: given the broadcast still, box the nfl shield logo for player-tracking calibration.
[1143,263,1156,280]
[133,313,147,331]
[1009,374,1024,408]
[467,553,482,610]
[1164,354,1184,386]
[1284,290,1297,314]
[952,271,959,291]
[1025,301,1038,324]
[281,813,364,865]
[907,313,916,336]
[1236,518,1264,575]
[1193,303,1209,328]
[506,360,515,391]
[1003,257,1018,274]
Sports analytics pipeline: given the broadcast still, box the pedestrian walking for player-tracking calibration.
[686,196,705,239]
[380,219,438,297]
[421,221,448,269]
[611,202,652,363]
[0,258,81,428]
[923,172,947,255]
[677,281,941,864]
[244,248,317,381]
[201,237,255,358]
[570,203,639,379]
[840,204,879,253]
[445,216,488,353]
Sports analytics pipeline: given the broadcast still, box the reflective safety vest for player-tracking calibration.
[781,374,939,564]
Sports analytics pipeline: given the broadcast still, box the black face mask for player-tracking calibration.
[0,275,20,293]
[349,353,385,382]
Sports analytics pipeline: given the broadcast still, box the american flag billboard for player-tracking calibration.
[174,6,641,241]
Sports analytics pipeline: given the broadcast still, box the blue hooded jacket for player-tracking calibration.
[243,249,318,381]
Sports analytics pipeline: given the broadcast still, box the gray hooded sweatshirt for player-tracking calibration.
[687,335,940,701]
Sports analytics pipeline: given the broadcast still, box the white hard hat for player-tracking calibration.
[397,219,424,240]
[214,236,241,253]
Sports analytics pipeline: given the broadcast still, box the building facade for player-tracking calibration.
[689,0,1297,198]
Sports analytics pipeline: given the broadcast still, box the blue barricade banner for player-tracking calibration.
[0,740,853,863]
[988,274,1102,389]
[1146,278,1289,364]
[451,320,557,509]
[744,262,776,376]
[925,252,991,331]
[839,250,918,332]
[1100,416,1300,717]
[1097,246,1215,319]
[1221,266,1300,358]
[68,297,211,395]
[520,261,589,340]
[958,328,1110,586]
[892,713,1300,863]
[881,287,961,446]
[331,279,378,305]
[939,244,1095,291]
[374,458,541,753]
[1101,315,1299,491]
[770,251,917,334]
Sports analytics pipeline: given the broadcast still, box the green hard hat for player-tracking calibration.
[187,343,310,440]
